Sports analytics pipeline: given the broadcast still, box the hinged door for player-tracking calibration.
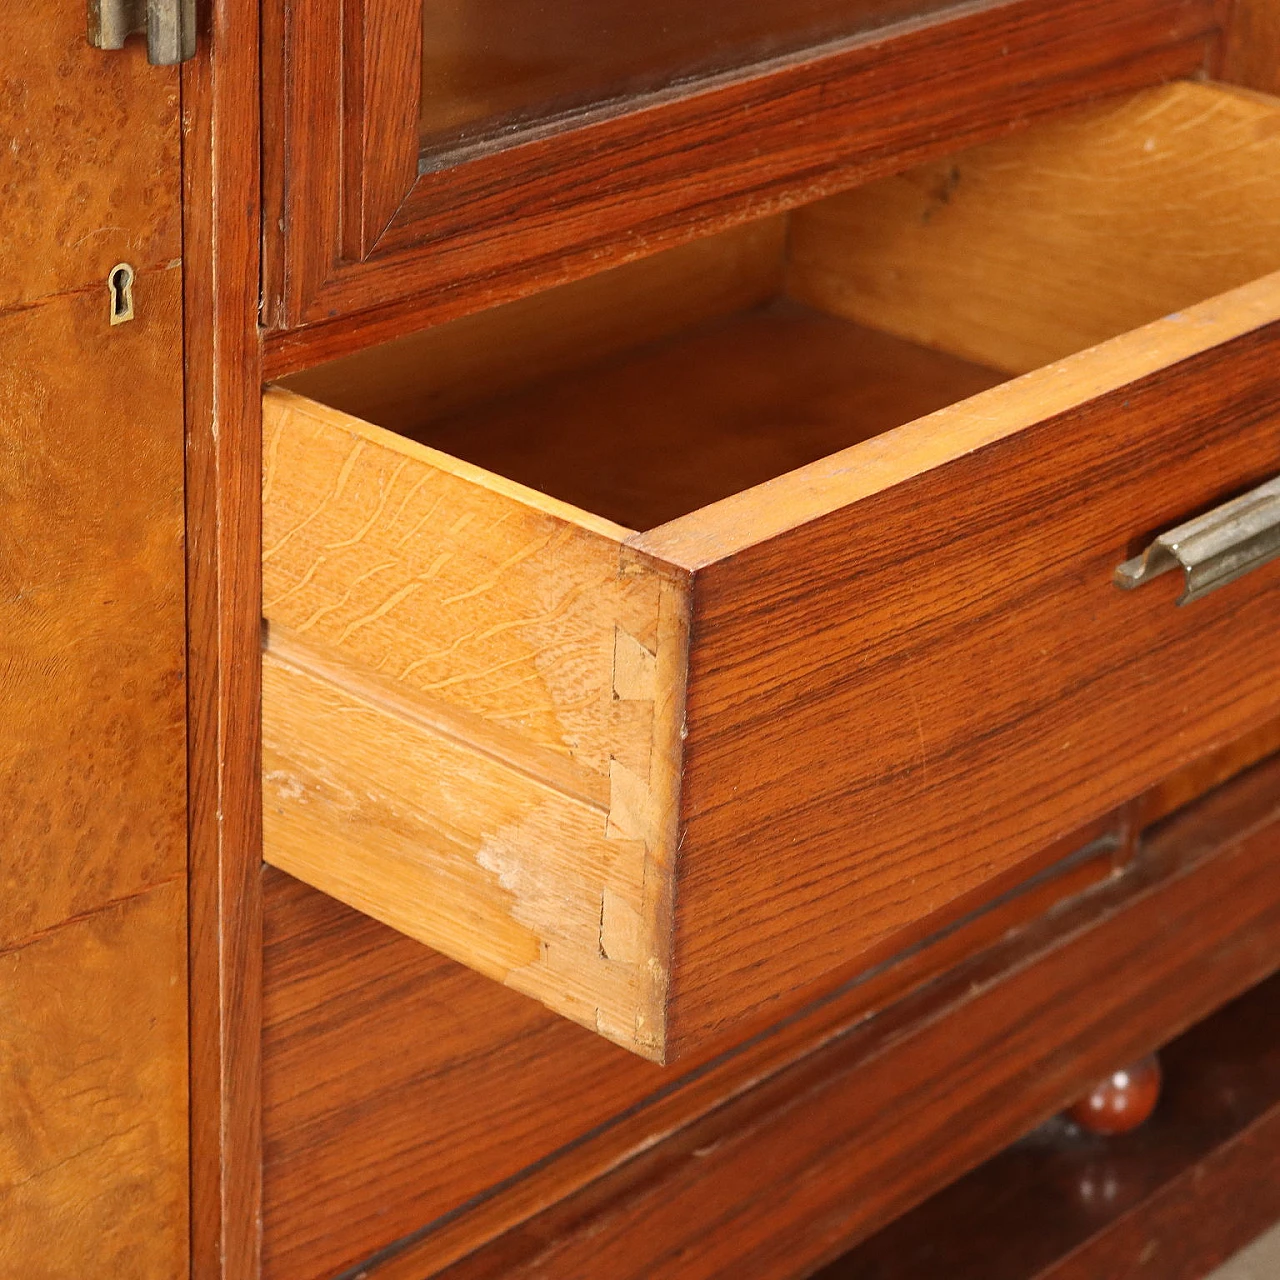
[0,4,187,1273]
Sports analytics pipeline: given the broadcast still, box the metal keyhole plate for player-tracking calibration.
[109,262,135,326]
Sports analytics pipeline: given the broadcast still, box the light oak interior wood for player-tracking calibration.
[282,80,1280,532]
[262,386,688,1056]
[786,79,1280,376]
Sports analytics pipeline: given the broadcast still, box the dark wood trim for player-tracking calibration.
[258,0,285,332]
[1041,1110,1280,1280]
[264,0,1223,373]
[183,0,266,1270]
[340,0,421,260]
[819,971,1280,1279]
[1221,0,1280,96]
[261,811,1129,1279]
[358,752,1280,1280]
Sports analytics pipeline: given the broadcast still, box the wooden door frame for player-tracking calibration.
[183,0,266,1271]
[261,0,1225,376]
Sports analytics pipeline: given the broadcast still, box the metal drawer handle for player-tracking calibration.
[1114,476,1280,605]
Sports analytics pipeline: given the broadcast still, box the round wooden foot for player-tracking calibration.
[1067,1053,1162,1135]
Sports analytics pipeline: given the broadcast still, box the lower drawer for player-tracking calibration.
[263,80,1280,1061]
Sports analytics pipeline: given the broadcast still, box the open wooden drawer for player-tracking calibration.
[262,81,1280,1062]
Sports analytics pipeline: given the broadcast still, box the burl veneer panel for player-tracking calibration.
[0,269,186,948]
[0,882,188,1279]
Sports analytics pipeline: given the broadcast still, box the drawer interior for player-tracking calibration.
[281,80,1280,532]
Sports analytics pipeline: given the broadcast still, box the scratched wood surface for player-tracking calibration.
[182,0,268,1257]
[0,883,188,1280]
[262,388,689,1054]
[182,0,268,1258]
[787,81,1280,376]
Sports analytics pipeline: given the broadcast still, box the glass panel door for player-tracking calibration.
[420,0,963,154]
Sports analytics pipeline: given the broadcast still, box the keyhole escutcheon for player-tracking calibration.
[109,263,135,325]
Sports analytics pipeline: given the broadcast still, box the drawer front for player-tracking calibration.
[646,285,1280,1051]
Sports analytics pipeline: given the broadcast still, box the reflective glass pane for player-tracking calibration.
[421,0,962,154]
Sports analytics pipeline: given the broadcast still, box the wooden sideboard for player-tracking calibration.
[3,1,1280,1277]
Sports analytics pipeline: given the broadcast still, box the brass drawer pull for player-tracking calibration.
[1115,476,1280,605]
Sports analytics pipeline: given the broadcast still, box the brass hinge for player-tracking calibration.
[88,0,196,65]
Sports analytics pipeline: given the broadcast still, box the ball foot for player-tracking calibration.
[1067,1053,1162,1135]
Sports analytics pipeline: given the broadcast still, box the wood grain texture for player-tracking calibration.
[0,16,188,1272]
[0,0,180,312]
[263,0,1221,371]
[270,190,1280,1058]
[636,269,1280,564]
[281,215,788,431]
[413,0,966,152]
[342,0,422,257]
[818,970,1280,1280]
[260,867,665,1280]
[660,278,1280,1052]
[181,0,266,1268]
[262,388,689,1053]
[0,881,188,1280]
[0,270,186,949]
[1222,0,1280,95]
[787,81,1280,375]
[422,751,1280,1280]
[260,741,1275,1279]
[340,0,419,256]
[261,644,680,1050]
[261,803,1131,1280]
[403,301,1007,530]
[1136,712,1280,827]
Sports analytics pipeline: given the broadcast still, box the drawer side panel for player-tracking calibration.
[262,389,690,1055]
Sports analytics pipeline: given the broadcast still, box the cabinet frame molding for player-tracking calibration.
[262,0,1224,375]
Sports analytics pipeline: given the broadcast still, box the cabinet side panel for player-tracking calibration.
[0,4,180,312]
